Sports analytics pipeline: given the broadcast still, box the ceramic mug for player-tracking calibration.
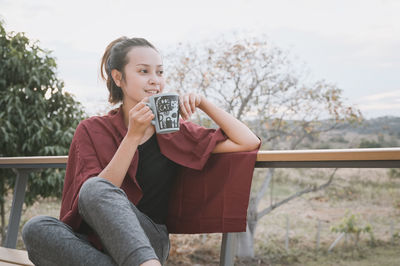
[146,93,180,134]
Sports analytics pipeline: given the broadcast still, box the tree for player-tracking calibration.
[165,35,362,257]
[0,21,85,242]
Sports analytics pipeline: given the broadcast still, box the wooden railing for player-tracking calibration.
[1,148,400,266]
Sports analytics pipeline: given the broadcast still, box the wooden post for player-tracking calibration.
[328,233,345,252]
[285,215,289,252]
[316,219,321,250]
[390,220,394,244]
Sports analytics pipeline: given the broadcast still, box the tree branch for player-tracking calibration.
[257,169,337,219]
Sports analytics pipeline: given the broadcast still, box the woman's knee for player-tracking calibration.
[22,216,58,247]
[78,177,118,211]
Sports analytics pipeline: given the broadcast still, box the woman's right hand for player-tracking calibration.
[126,98,154,139]
[99,98,154,187]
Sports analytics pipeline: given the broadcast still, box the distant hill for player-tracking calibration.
[251,116,400,149]
[337,116,400,136]
[318,116,400,149]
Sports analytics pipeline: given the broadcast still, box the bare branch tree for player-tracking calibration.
[165,34,362,257]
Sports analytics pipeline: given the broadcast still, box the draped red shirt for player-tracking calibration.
[59,106,258,246]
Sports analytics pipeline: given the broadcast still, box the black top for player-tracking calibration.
[136,133,179,225]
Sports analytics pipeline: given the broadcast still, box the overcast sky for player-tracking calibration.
[1,0,400,118]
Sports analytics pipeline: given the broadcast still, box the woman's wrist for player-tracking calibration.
[124,132,142,146]
[198,95,209,111]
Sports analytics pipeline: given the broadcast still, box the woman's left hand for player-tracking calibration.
[179,93,203,120]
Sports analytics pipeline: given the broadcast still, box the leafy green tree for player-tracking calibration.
[0,21,85,240]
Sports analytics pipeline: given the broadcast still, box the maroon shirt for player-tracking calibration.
[60,106,258,246]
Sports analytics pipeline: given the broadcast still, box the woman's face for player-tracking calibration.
[115,46,165,107]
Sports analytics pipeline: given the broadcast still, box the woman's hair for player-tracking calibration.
[100,37,157,104]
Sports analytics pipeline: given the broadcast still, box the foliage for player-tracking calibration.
[388,168,400,179]
[0,20,85,207]
[331,212,374,248]
[359,139,382,148]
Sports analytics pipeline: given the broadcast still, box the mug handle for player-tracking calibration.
[145,103,156,126]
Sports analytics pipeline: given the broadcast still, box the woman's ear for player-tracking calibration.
[111,69,122,87]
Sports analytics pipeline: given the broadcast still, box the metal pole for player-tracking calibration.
[220,233,237,266]
[4,169,31,248]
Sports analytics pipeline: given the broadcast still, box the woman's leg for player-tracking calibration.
[78,177,170,266]
[22,215,117,266]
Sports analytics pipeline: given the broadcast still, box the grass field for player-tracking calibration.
[4,167,400,265]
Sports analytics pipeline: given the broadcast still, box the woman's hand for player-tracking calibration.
[127,98,154,138]
[179,93,204,120]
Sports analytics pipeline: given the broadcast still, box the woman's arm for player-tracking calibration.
[180,93,260,153]
[98,99,154,187]
[98,134,141,187]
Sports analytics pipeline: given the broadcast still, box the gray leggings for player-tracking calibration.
[22,177,170,266]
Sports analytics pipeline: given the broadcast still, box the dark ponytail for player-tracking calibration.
[100,37,157,104]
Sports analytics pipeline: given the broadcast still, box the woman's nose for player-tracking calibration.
[148,73,160,85]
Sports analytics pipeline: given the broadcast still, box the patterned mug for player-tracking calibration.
[146,93,180,134]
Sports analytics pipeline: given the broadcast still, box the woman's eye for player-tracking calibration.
[140,69,148,73]
[158,70,164,75]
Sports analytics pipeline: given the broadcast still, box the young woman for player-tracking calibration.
[22,37,260,266]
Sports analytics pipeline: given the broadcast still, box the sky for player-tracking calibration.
[1,0,400,118]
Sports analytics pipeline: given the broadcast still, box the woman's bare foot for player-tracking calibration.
[140,259,161,266]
